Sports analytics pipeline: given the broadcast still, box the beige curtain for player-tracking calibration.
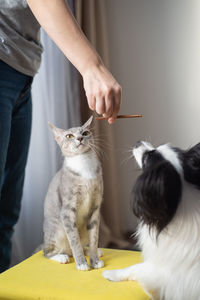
[74,0,129,248]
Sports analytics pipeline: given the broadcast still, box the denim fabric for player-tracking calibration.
[0,60,32,273]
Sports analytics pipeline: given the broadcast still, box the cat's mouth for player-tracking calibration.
[76,142,84,148]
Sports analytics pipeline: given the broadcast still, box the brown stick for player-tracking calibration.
[95,114,142,120]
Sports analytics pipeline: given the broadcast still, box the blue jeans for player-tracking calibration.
[0,60,32,273]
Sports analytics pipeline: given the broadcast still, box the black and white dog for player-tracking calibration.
[103,141,200,300]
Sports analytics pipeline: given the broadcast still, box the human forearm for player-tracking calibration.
[27,0,100,75]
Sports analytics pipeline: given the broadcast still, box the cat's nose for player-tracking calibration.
[77,137,83,142]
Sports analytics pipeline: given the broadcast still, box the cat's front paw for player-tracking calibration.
[49,254,70,264]
[92,259,104,269]
[76,262,90,271]
[102,270,123,282]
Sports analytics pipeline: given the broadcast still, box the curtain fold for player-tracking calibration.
[74,0,129,248]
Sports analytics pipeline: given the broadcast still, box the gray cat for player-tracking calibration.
[43,116,104,271]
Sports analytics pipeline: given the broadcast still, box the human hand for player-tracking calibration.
[82,61,122,124]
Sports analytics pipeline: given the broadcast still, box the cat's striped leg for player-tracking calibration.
[84,247,104,258]
[61,209,90,271]
[87,205,104,269]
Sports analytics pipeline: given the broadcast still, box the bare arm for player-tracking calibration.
[27,0,121,124]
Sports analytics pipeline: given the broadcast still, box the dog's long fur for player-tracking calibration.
[103,141,200,300]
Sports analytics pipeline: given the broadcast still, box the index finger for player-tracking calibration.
[108,89,121,124]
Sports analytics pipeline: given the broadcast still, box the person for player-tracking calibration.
[0,0,121,273]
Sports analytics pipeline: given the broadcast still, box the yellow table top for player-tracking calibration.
[0,248,149,300]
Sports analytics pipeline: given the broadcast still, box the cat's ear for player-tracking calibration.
[82,115,93,130]
[48,122,65,145]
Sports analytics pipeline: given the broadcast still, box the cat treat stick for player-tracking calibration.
[95,114,142,120]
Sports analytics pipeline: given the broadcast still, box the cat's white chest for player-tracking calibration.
[65,153,100,179]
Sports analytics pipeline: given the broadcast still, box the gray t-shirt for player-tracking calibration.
[0,0,43,76]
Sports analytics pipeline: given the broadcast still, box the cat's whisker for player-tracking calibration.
[90,145,106,161]
[88,141,100,154]
[92,139,111,146]
[126,147,134,153]
[89,142,108,161]
[114,145,133,153]
[120,154,133,167]
[90,132,109,138]
[92,133,111,140]
[93,143,113,152]
[91,139,112,155]
[92,144,113,153]
[92,137,113,147]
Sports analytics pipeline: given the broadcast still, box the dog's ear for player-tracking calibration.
[183,143,200,189]
[132,160,182,234]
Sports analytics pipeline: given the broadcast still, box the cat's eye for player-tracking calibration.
[66,134,74,139]
[82,131,90,136]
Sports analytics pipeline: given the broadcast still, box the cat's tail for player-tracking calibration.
[33,244,44,254]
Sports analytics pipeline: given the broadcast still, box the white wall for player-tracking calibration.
[105,0,200,232]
